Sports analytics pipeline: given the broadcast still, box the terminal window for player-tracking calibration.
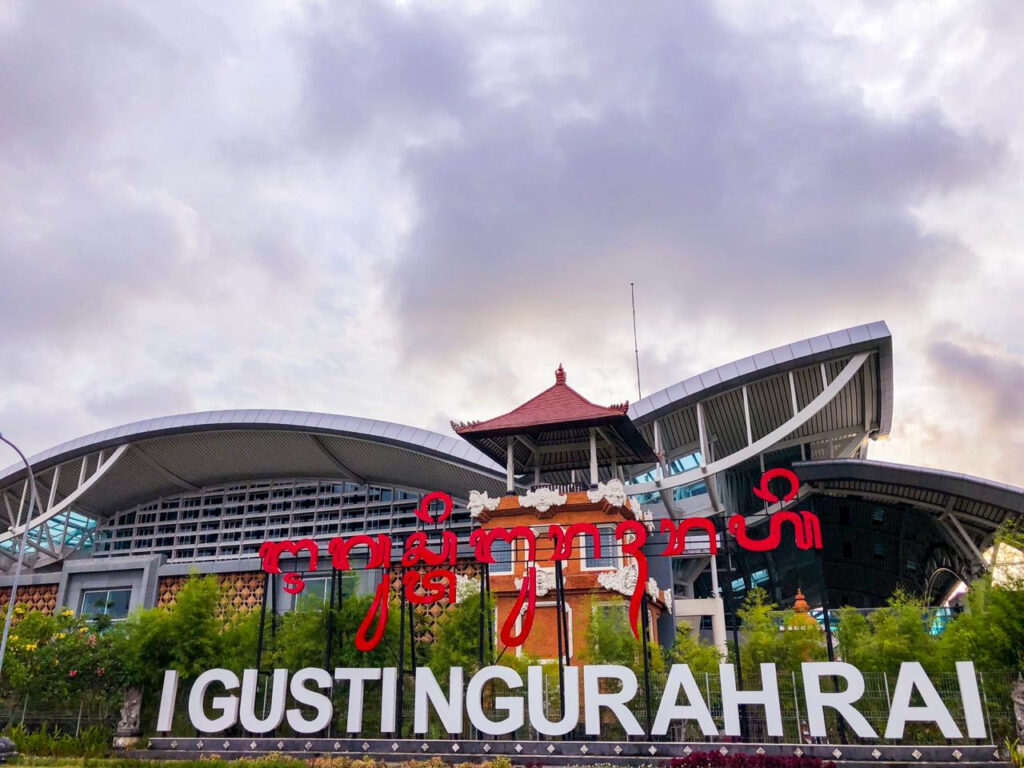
[490,538,514,574]
[79,588,131,620]
[583,527,618,569]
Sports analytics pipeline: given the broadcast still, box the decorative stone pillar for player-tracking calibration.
[1012,678,1024,741]
[112,688,143,749]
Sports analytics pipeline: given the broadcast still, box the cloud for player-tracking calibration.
[874,333,1024,485]
[359,2,1002,369]
[0,0,1021,491]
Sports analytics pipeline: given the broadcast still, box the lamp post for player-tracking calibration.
[0,433,44,679]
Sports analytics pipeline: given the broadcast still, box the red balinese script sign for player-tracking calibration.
[258,469,821,652]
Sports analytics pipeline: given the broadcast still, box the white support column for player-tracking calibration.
[653,420,664,480]
[742,385,753,446]
[589,428,598,487]
[697,401,709,460]
[862,364,871,432]
[506,438,515,494]
[78,456,88,487]
[789,371,805,460]
[15,482,27,529]
[944,506,989,570]
[47,465,61,511]
[710,596,727,656]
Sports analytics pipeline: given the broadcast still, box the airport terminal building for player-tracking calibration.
[1,320,1021,646]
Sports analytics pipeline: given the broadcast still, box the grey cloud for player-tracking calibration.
[918,338,1024,483]
[316,2,1002,361]
[929,340,1024,424]
[296,2,471,148]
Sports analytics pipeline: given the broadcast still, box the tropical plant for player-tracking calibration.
[736,588,825,679]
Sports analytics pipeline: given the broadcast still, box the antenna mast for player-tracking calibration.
[630,282,642,399]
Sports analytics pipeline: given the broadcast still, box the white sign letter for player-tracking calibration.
[885,662,962,739]
[239,669,288,733]
[466,666,524,735]
[380,667,398,733]
[802,662,877,738]
[652,664,718,736]
[956,661,987,739]
[583,665,644,736]
[287,668,333,734]
[528,666,579,736]
[335,668,382,733]
[720,663,783,737]
[156,670,179,732]
[188,669,239,733]
[414,667,464,735]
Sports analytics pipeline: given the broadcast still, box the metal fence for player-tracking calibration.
[0,695,116,737]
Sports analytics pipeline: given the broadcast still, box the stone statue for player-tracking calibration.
[1012,678,1024,740]
[113,687,144,748]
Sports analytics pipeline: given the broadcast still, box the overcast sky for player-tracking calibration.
[1,0,1022,485]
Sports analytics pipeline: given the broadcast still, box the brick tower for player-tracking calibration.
[452,365,670,662]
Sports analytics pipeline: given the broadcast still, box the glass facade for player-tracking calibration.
[90,478,470,563]
[79,587,131,620]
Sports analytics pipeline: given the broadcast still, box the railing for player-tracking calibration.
[529,482,590,494]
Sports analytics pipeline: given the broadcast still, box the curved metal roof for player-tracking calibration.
[0,410,502,486]
[623,322,894,502]
[794,458,1024,569]
[794,458,1024,528]
[0,410,508,558]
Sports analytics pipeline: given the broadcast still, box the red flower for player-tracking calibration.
[96,667,105,676]
[69,670,77,677]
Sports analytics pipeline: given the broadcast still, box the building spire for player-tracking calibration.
[555,364,566,385]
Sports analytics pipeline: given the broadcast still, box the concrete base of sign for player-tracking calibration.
[145,737,1005,767]
[0,736,17,763]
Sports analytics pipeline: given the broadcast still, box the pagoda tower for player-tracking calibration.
[452,365,670,662]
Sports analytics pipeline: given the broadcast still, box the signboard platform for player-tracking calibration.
[145,736,1005,767]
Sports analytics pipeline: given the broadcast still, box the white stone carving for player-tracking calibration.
[597,564,637,597]
[597,564,665,605]
[467,490,500,518]
[519,487,567,513]
[646,577,663,603]
[515,567,555,597]
[586,478,629,507]
[636,506,656,532]
[455,574,480,602]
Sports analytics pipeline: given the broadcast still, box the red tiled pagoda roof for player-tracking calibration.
[453,365,629,435]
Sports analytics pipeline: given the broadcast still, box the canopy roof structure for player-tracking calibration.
[794,458,1024,572]
[0,410,507,571]
[453,365,657,475]
[624,321,894,511]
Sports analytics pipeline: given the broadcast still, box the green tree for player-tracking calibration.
[666,623,723,676]
[582,600,666,683]
[939,572,1024,672]
[429,590,493,677]
[736,587,825,680]
[835,589,939,675]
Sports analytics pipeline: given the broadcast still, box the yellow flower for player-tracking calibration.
[55,632,66,640]
[13,607,24,615]
[9,636,17,643]
[61,609,74,618]
[24,643,37,651]
[78,627,89,634]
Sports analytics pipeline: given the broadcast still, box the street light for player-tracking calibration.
[0,433,44,679]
